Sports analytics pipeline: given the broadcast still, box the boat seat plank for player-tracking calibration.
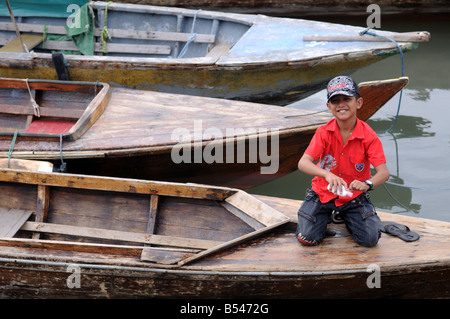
[21,221,222,250]
[0,103,84,119]
[41,40,171,55]
[93,28,215,44]
[0,22,215,44]
[0,208,33,238]
[0,34,43,52]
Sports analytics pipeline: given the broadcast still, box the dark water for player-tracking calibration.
[249,15,450,222]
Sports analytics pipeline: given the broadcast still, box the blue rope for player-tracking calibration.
[360,28,404,133]
[178,9,202,58]
[7,131,19,168]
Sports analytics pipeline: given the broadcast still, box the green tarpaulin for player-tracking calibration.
[1,1,93,55]
[0,0,88,18]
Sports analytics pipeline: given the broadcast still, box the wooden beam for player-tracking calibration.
[0,22,215,44]
[0,78,104,94]
[32,185,50,240]
[303,31,430,43]
[0,237,143,256]
[0,103,84,119]
[41,40,171,55]
[0,169,236,201]
[21,221,222,250]
[146,195,159,235]
[93,28,215,43]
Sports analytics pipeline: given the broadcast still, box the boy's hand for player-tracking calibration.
[349,180,370,192]
[324,172,348,194]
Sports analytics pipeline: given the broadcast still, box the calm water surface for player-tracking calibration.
[249,15,450,222]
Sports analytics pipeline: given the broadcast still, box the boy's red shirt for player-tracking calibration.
[305,118,386,206]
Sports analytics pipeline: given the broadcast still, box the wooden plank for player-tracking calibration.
[0,103,84,119]
[146,195,159,235]
[178,219,289,266]
[140,247,195,264]
[220,201,264,230]
[32,185,51,240]
[41,40,171,55]
[303,31,430,43]
[0,159,53,172]
[0,170,236,201]
[0,22,215,44]
[93,28,215,43]
[225,190,290,227]
[64,82,111,141]
[21,221,222,250]
[0,237,143,256]
[206,43,231,59]
[0,78,101,94]
[0,34,43,52]
[0,208,33,238]
[0,22,66,35]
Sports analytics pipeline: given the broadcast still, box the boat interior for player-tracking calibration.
[0,169,289,267]
[0,1,250,59]
[0,78,109,141]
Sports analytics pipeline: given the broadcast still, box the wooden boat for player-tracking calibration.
[0,168,448,299]
[0,77,408,189]
[0,1,428,105]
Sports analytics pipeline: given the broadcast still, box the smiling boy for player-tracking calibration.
[295,76,390,247]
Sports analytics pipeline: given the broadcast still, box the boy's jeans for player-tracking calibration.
[295,187,381,247]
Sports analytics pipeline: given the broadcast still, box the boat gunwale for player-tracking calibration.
[0,40,414,68]
[0,238,448,275]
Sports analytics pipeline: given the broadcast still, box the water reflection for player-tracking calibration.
[369,115,435,138]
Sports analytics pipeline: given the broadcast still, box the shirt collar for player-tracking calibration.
[325,118,365,140]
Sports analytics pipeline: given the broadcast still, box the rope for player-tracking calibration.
[8,131,18,168]
[360,28,404,133]
[178,9,202,58]
[25,78,40,117]
[101,1,113,54]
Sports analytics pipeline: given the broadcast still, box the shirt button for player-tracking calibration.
[341,153,344,155]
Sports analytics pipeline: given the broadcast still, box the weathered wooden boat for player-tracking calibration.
[0,77,408,189]
[0,168,448,299]
[0,1,428,104]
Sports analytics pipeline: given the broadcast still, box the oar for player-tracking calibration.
[303,31,430,42]
[4,0,29,52]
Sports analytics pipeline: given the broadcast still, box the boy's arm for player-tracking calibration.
[298,153,348,190]
[349,163,390,192]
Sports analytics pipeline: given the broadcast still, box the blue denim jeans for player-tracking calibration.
[295,187,381,247]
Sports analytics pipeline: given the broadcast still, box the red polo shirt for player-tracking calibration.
[305,118,386,206]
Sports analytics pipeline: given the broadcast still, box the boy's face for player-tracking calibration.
[326,95,363,122]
